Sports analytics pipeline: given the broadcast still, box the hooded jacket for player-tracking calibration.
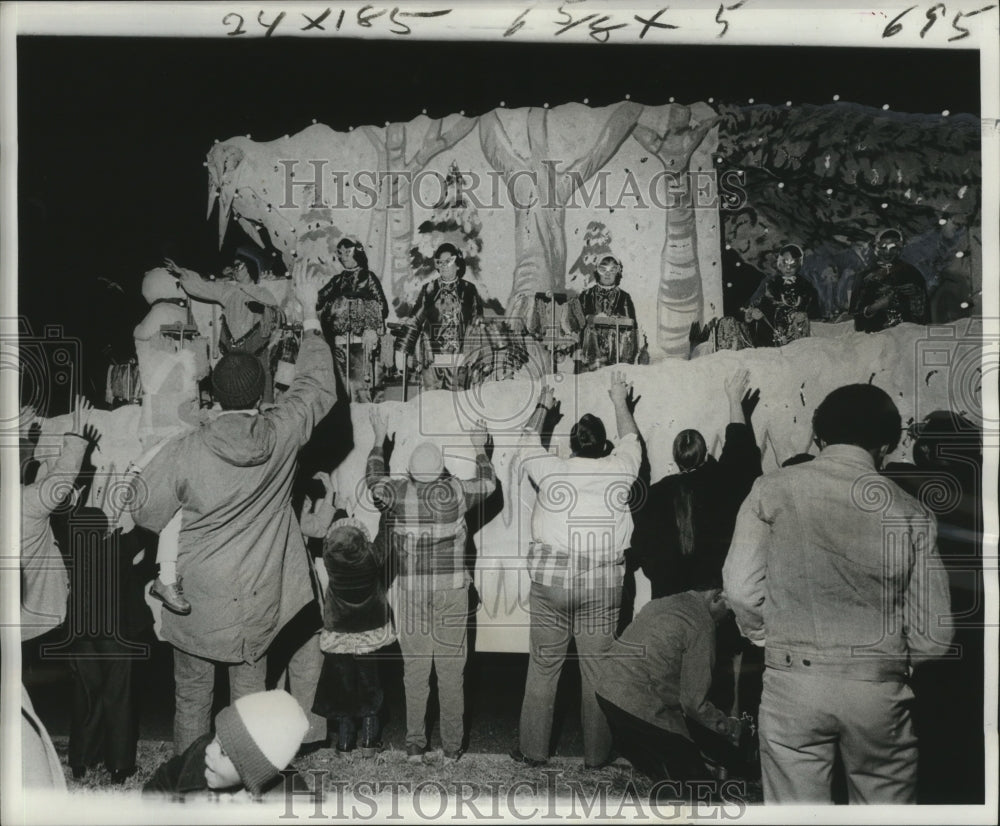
[132,333,336,663]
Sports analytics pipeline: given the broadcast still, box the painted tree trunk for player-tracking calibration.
[507,204,568,317]
[633,104,721,358]
[659,172,702,358]
[360,125,389,280]
[479,104,642,319]
[383,123,413,304]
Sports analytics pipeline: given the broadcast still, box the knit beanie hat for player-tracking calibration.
[214,690,308,795]
[408,442,445,481]
[212,352,265,409]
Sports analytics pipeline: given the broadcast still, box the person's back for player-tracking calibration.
[513,372,642,771]
[594,589,742,787]
[598,592,728,738]
[630,371,761,599]
[134,330,336,661]
[529,440,640,576]
[744,449,947,678]
[723,383,953,804]
[132,265,334,752]
[365,409,494,763]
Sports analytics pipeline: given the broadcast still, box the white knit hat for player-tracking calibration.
[214,690,308,794]
[407,442,445,481]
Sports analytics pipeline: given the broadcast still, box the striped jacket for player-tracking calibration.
[366,447,496,591]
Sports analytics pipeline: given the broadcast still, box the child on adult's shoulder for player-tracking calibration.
[143,690,310,800]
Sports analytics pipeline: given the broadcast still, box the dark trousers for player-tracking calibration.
[596,693,710,783]
[69,640,137,772]
[313,653,383,719]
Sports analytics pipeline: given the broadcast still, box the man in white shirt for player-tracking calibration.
[511,371,642,769]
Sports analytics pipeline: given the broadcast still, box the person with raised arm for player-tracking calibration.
[131,262,336,754]
[511,370,642,770]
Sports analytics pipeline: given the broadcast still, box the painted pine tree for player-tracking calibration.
[405,161,499,313]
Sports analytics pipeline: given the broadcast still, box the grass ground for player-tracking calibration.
[53,736,764,810]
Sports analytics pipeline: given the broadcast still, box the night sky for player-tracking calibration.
[16,36,980,405]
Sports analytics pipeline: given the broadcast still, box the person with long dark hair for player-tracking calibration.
[629,369,762,598]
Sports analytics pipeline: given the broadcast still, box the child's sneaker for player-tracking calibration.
[150,578,191,615]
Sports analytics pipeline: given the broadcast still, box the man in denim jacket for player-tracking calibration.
[723,384,953,804]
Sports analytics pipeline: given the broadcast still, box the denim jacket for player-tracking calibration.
[723,444,953,682]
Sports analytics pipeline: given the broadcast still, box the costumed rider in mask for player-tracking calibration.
[397,243,485,391]
[849,229,928,333]
[744,244,821,347]
[167,250,283,402]
[316,238,390,403]
[567,255,638,372]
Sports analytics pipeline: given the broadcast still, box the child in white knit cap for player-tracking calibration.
[143,689,309,800]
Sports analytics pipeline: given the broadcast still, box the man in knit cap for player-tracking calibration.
[366,407,495,763]
[143,689,308,799]
[132,263,336,754]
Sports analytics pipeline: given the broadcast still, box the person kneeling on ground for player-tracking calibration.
[594,584,745,791]
[143,690,310,801]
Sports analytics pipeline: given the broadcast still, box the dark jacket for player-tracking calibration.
[750,274,821,346]
[401,278,484,354]
[142,733,310,799]
[850,260,928,332]
[132,332,336,663]
[597,593,730,740]
[629,423,761,597]
[576,284,637,321]
[322,525,391,635]
[64,522,154,644]
[317,268,389,340]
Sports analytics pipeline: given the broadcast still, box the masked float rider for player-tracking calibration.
[569,255,638,372]
[849,229,929,333]
[398,243,484,391]
[172,252,282,402]
[744,244,822,347]
[316,239,390,401]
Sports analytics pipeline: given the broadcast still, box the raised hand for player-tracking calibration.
[608,370,631,406]
[72,395,93,432]
[312,471,335,507]
[291,260,325,319]
[301,471,337,539]
[163,258,198,280]
[368,406,389,441]
[470,418,489,450]
[19,404,38,439]
[625,385,642,414]
[538,383,556,410]
[724,368,750,403]
[82,422,102,449]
